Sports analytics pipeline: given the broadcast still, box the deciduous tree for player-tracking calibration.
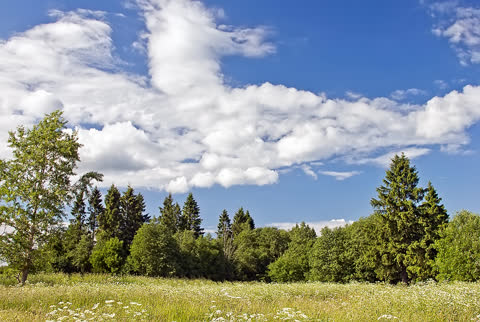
[0,111,81,284]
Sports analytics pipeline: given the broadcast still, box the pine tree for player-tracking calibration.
[159,194,181,233]
[98,184,122,241]
[370,154,425,283]
[180,193,204,238]
[87,187,104,240]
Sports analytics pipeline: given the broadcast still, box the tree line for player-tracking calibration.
[1,111,480,284]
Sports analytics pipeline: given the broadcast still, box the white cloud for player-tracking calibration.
[319,171,361,181]
[300,164,318,180]
[352,147,432,167]
[270,219,354,234]
[390,88,427,101]
[430,4,480,65]
[0,1,479,192]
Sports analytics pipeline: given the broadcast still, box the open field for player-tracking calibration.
[0,273,479,321]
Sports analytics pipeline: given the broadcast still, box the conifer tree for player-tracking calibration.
[87,187,104,240]
[217,209,234,260]
[407,182,448,280]
[180,193,203,238]
[120,186,147,252]
[232,207,255,237]
[98,184,122,241]
[159,194,181,233]
[370,154,425,283]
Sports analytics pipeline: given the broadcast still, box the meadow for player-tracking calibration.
[0,273,479,321]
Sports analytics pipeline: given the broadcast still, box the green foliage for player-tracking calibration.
[234,227,289,281]
[70,234,94,274]
[87,187,104,240]
[159,194,181,233]
[128,222,179,277]
[232,207,255,237]
[435,210,480,281]
[98,185,122,241]
[268,222,316,282]
[309,226,355,282]
[406,182,448,281]
[217,209,234,261]
[90,236,124,274]
[175,230,227,280]
[348,215,381,282]
[370,154,447,283]
[119,186,147,252]
[0,110,81,284]
[179,193,203,238]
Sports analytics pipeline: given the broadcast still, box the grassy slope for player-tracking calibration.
[0,273,479,321]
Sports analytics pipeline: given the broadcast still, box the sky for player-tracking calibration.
[0,0,479,234]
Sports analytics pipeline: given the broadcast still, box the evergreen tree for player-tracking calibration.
[217,209,234,261]
[232,207,255,237]
[120,186,147,252]
[63,193,89,272]
[370,154,425,283]
[87,187,104,240]
[180,193,204,238]
[159,194,181,233]
[70,192,87,233]
[98,184,122,241]
[407,182,448,280]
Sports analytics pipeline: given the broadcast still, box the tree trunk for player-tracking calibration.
[400,266,409,284]
[21,265,29,286]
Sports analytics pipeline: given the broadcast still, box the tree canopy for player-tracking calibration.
[0,110,81,284]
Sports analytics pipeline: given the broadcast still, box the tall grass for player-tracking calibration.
[0,273,479,321]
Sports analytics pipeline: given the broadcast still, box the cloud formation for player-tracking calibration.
[0,0,479,193]
[431,2,480,65]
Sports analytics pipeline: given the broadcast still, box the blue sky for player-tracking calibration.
[0,0,479,233]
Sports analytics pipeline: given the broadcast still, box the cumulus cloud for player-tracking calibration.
[0,0,479,192]
[430,3,480,65]
[270,219,354,234]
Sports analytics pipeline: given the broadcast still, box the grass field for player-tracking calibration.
[0,273,479,321]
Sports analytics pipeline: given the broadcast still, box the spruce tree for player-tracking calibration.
[180,193,204,238]
[159,194,181,233]
[98,184,122,241]
[232,207,255,237]
[217,209,234,260]
[120,186,147,252]
[408,182,448,280]
[87,187,104,240]
[370,154,425,283]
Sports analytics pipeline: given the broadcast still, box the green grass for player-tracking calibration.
[0,273,479,321]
